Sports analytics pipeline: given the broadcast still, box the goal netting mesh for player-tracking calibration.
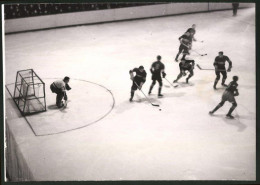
[13,69,46,116]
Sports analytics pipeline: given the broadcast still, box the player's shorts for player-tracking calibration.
[222,91,236,103]
[152,74,162,81]
[179,63,192,71]
[215,70,227,78]
[50,83,63,94]
[179,44,189,54]
[131,78,143,91]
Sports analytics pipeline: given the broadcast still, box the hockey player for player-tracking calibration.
[209,76,239,119]
[213,51,232,89]
[175,32,192,62]
[173,57,195,84]
[50,76,71,108]
[129,66,147,102]
[185,24,197,43]
[232,3,239,16]
[148,55,166,97]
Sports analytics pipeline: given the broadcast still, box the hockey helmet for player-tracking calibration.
[233,76,239,81]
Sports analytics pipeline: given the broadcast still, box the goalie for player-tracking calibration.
[50,76,71,108]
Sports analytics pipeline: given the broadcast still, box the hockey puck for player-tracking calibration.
[159,109,162,111]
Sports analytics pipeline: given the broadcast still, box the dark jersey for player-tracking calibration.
[132,68,147,82]
[179,33,192,45]
[214,55,231,70]
[186,28,196,36]
[151,61,165,75]
[225,81,238,95]
[180,59,195,69]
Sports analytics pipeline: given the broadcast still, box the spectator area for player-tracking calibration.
[4,3,254,34]
[4,3,162,19]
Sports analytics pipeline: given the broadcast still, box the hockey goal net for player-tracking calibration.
[13,69,46,116]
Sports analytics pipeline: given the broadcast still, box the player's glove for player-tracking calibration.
[162,72,166,78]
[138,82,144,90]
[227,67,231,72]
[65,84,71,90]
[64,94,68,101]
[150,69,154,74]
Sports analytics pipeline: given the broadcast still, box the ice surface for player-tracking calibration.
[4,8,255,180]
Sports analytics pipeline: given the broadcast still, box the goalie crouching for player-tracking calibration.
[50,76,72,108]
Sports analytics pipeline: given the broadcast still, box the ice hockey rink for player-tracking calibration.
[4,6,256,181]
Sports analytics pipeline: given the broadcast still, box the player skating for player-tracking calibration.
[173,57,195,84]
[50,76,71,108]
[209,76,239,119]
[185,24,197,44]
[232,3,239,16]
[175,32,192,62]
[148,55,166,97]
[213,51,232,89]
[129,66,147,102]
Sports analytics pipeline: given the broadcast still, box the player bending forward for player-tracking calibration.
[213,51,232,89]
[209,76,239,119]
[175,32,192,62]
[173,58,195,84]
[148,55,166,97]
[50,76,72,108]
[129,66,147,102]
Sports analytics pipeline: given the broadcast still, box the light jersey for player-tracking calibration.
[53,80,66,91]
[151,61,165,74]
[214,55,230,69]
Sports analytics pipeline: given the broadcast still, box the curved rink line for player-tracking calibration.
[5,78,115,137]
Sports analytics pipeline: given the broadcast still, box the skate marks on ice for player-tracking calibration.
[5,79,115,136]
[115,93,160,113]
[209,112,247,132]
[164,82,194,88]
[158,92,186,98]
[177,82,195,88]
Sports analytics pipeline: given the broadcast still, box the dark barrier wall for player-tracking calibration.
[4,3,254,34]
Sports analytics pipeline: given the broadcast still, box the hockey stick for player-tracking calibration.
[196,64,214,70]
[182,43,207,56]
[133,81,159,107]
[196,64,227,71]
[164,77,179,88]
[64,100,67,108]
[191,49,207,56]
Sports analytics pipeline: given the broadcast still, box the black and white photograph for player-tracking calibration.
[2,1,257,183]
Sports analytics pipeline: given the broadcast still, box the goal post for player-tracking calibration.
[13,69,46,116]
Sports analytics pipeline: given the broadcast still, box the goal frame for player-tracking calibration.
[13,69,47,116]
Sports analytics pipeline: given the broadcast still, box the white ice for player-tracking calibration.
[4,7,256,181]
